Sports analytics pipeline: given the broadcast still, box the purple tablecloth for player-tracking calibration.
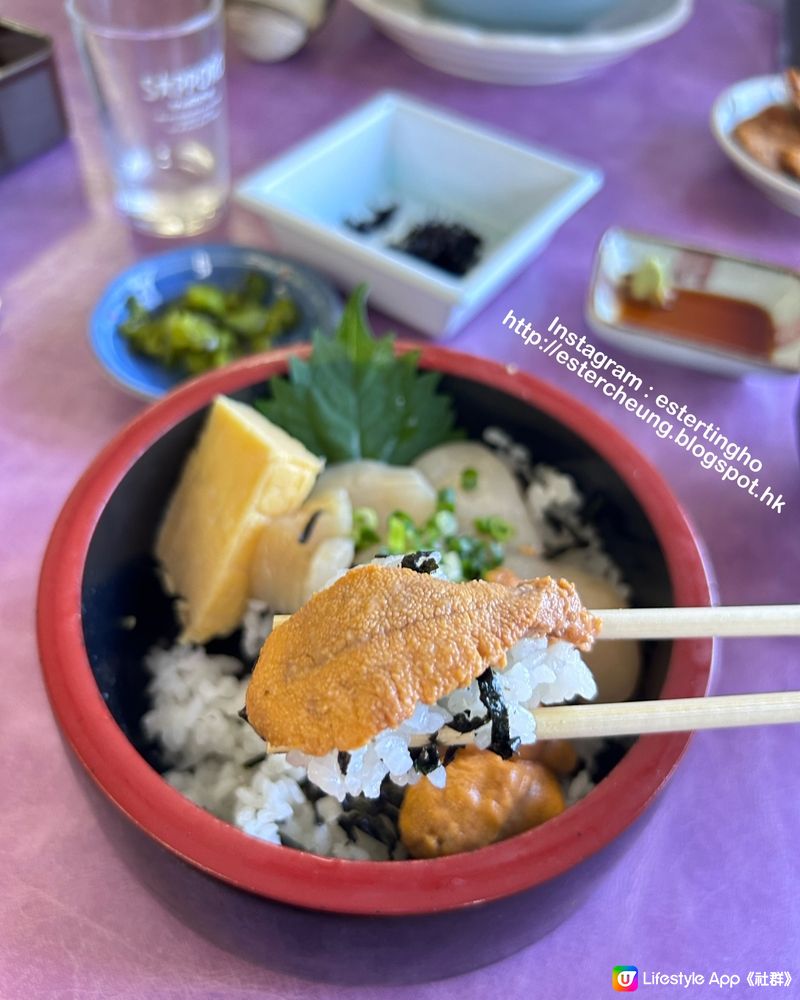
[2,0,799,996]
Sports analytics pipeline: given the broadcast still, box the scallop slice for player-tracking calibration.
[494,550,641,704]
[413,442,542,549]
[562,567,640,704]
[250,489,354,614]
[311,460,437,531]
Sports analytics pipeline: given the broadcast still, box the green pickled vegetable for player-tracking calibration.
[183,283,227,317]
[119,272,301,375]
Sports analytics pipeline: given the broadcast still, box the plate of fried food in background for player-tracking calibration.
[712,70,800,216]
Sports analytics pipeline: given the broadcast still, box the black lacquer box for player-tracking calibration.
[0,19,68,174]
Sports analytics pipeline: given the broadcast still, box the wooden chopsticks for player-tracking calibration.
[595,604,800,640]
[531,691,800,740]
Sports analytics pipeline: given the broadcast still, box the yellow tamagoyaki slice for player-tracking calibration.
[156,395,323,643]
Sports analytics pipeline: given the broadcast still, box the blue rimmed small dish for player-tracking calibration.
[90,244,342,400]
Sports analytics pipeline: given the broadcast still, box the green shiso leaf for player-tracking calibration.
[255,285,461,463]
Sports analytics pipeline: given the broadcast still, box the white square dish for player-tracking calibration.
[235,91,602,337]
[586,227,800,377]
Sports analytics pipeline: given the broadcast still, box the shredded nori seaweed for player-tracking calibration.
[298,508,323,544]
[342,812,399,850]
[237,705,248,722]
[542,509,592,560]
[337,750,351,775]
[544,538,591,560]
[476,668,519,760]
[242,752,266,768]
[400,551,439,574]
[447,711,487,733]
[338,779,405,853]
[379,781,405,810]
[410,743,440,775]
[392,221,482,276]
[345,204,397,234]
[282,779,407,857]
[279,832,308,852]
[443,745,458,767]
[299,778,327,804]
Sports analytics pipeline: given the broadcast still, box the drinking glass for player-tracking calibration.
[66,0,230,236]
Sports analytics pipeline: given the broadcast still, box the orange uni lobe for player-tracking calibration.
[399,746,566,858]
[244,567,599,756]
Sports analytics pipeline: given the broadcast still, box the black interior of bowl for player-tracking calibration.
[0,24,46,68]
[82,375,674,771]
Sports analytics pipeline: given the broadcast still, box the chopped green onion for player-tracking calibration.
[433,509,458,538]
[387,513,417,554]
[440,551,464,582]
[437,487,456,512]
[364,482,510,580]
[352,506,380,550]
[484,541,505,569]
[390,510,415,528]
[460,467,478,491]
[448,535,477,558]
[474,516,515,543]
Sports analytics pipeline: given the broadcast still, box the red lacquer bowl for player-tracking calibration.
[37,345,713,983]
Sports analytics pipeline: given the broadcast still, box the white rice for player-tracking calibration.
[142,610,598,857]
[284,633,596,802]
[141,453,627,857]
[482,427,628,594]
[239,599,273,661]
[142,646,263,769]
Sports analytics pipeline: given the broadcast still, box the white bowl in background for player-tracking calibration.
[421,0,622,33]
[711,74,800,217]
[344,0,693,86]
[586,227,800,377]
[235,92,602,338]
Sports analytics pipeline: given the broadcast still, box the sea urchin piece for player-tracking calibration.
[244,567,599,757]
